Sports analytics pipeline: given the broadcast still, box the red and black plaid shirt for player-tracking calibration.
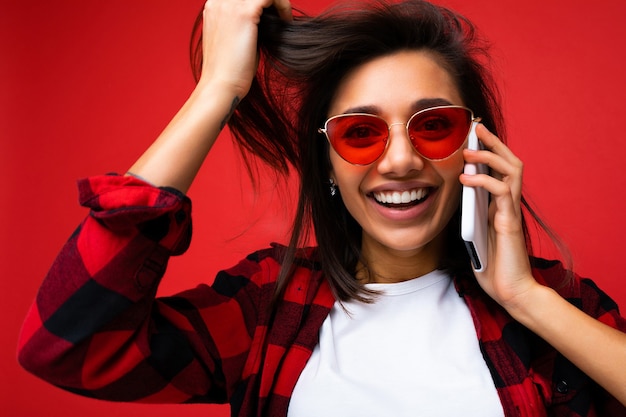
[18,174,626,416]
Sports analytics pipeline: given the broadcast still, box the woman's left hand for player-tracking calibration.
[459,123,538,311]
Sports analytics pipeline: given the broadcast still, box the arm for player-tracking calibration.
[508,278,626,404]
[18,175,269,402]
[19,0,293,402]
[460,124,626,405]
[127,0,293,192]
[18,175,207,400]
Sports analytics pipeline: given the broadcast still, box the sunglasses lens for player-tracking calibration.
[326,114,389,164]
[324,106,473,165]
[407,107,472,160]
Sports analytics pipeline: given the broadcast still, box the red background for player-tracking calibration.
[2,0,626,416]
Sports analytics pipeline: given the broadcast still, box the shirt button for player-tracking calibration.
[556,380,569,394]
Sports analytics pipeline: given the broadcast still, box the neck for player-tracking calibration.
[357,236,444,284]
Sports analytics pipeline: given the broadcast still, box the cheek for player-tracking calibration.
[447,183,463,209]
[436,150,465,179]
[329,152,366,189]
[434,154,464,202]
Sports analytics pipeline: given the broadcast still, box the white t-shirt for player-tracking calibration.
[288,270,504,417]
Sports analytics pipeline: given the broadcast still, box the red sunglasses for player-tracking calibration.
[319,105,478,165]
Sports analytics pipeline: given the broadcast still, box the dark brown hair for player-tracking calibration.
[191,0,569,303]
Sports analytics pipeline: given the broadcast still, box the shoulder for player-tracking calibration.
[530,257,625,328]
[246,243,320,268]
[216,243,321,288]
[530,257,606,301]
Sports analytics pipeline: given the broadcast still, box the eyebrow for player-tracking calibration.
[340,98,455,115]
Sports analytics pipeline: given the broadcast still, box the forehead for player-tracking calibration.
[328,50,463,116]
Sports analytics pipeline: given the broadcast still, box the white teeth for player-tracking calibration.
[374,188,428,205]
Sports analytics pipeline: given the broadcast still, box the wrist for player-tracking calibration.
[503,282,557,328]
[195,74,251,102]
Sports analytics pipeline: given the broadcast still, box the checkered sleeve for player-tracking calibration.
[17,174,264,404]
[531,259,626,416]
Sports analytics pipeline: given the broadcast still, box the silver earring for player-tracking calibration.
[329,179,338,196]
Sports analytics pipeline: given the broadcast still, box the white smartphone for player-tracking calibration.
[461,121,489,272]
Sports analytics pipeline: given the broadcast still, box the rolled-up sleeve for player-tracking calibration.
[17,174,258,404]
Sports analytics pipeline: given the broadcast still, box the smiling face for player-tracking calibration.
[327,50,467,281]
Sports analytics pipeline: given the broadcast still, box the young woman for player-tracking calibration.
[18,0,626,416]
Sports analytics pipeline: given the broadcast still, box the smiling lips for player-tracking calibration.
[372,188,430,207]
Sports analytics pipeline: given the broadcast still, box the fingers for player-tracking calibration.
[256,0,293,21]
[200,0,292,95]
[460,124,524,224]
[471,124,522,177]
[461,124,523,199]
[271,0,293,21]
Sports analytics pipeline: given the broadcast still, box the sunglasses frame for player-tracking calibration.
[318,105,479,165]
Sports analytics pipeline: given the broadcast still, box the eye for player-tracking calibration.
[423,117,451,131]
[331,116,387,148]
[344,123,383,138]
[410,115,454,141]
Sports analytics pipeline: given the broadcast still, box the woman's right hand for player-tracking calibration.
[199,0,293,98]
[126,0,292,192]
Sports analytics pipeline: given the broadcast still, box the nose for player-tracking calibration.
[376,123,425,175]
